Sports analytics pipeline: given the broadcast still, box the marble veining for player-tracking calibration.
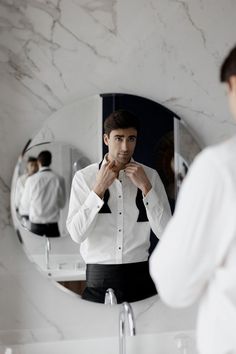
[0,0,122,116]
[27,124,55,147]
[175,0,206,47]
[0,177,10,231]
[1,0,236,348]
[80,0,117,35]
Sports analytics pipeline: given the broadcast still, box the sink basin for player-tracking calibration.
[6,331,197,354]
[30,254,86,281]
[127,331,197,354]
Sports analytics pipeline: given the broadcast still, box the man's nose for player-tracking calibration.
[121,140,128,150]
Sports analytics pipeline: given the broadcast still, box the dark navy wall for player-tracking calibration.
[101,93,175,169]
[101,93,178,253]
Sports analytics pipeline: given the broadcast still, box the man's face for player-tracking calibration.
[104,127,137,166]
[27,161,38,176]
[227,77,236,120]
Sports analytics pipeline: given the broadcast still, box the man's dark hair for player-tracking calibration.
[220,45,236,84]
[37,150,52,167]
[27,156,37,163]
[104,109,140,136]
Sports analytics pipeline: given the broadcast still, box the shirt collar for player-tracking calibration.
[101,154,135,168]
[39,166,51,172]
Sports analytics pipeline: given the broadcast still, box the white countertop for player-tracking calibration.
[30,254,86,281]
[0,224,198,348]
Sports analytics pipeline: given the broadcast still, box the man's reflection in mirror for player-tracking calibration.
[20,150,66,237]
[67,110,172,303]
[15,156,38,225]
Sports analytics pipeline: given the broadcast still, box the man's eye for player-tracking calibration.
[115,137,122,141]
[129,137,136,142]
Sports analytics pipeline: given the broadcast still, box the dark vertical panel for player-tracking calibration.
[101,93,175,169]
[101,93,179,253]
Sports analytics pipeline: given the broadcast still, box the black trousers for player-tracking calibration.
[82,261,157,304]
[30,222,60,237]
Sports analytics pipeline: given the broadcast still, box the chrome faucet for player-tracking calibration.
[45,237,51,270]
[104,288,117,305]
[119,302,136,354]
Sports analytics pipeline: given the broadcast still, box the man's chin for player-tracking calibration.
[117,156,130,164]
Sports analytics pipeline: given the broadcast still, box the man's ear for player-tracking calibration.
[103,133,109,146]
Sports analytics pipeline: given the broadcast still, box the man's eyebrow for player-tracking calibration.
[114,135,137,138]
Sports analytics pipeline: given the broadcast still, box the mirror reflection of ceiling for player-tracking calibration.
[11,93,201,302]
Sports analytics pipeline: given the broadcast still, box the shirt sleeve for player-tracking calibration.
[57,176,66,209]
[143,170,172,238]
[66,170,104,243]
[19,177,31,216]
[14,177,23,210]
[149,150,236,308]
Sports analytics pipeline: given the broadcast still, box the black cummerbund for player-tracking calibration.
[84,261,157,303]
[30,222,60,237]
[86,261,150,288]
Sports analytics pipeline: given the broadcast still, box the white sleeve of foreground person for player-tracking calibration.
[149,148,236,308]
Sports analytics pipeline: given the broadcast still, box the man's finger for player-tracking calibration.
[125,162,139,168]
[108,160,116,169]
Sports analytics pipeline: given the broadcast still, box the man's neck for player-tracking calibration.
[39,165,50,170]
[105,155,127,172]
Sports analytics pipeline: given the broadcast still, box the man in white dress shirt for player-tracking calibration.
[150,45,236,354]
[21,150,66,237]
[67,110,171,303]
[15,156,38,215]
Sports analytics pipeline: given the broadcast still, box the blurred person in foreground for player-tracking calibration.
[150,45,236,354]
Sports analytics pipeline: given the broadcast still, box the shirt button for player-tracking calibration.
[118,195,122,198]
[118,229,122,232]
[146,202,149,206]
[118,247,122,250]
[119,212,122,215]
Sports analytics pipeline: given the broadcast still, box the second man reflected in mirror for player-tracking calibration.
[67,110,171,303]
[20,150,66,237]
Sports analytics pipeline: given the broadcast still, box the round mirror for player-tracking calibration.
[11,93,201,303]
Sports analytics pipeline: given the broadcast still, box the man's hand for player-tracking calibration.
[125,162,152,196]
[93,160,118,198]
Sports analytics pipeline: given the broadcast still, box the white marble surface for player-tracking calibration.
[1,331,197,354]
[0,224,197,347]
[1,0,236,348]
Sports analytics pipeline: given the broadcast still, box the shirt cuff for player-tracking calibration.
[84,190,104,212]
[143,188,162,211]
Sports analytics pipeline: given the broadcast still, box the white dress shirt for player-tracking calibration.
[20,167,65,224]
[66,158,171,265]
[150,136,236,354]
[14,173,28,211]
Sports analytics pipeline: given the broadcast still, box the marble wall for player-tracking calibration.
[0,0,236,349]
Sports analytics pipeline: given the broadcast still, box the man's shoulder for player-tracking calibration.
[74,162,99,178]
[25,172,38,182]
[186,136,236,186]
[196,136,236,169]
[18,173,28,185]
